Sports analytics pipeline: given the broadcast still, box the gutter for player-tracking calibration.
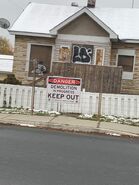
[120,39,139,44]
[9,30,56,38]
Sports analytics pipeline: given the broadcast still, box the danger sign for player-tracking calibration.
[47,76,82,102]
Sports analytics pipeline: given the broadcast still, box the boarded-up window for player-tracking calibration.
[59,46,70,62]
[95,48,105,65]
[29,45,52,77]
[117,49,135,80]
[118,55,134,72]
[72,44,93,64]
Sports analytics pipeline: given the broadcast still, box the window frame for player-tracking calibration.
[59,45,71,62]
[26,43,54,80]
[116,49,135,80]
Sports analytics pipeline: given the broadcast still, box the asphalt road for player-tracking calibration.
[0,125,139,185]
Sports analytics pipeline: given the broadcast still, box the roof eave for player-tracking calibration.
[9,30,56,38]
[0,71,13,74]
[120,39,139,43]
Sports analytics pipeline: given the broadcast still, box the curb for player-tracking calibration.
[0,120,139,139]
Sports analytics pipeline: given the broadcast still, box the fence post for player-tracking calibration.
[97,67,104,128]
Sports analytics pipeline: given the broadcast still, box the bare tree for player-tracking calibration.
[0,37,13,55]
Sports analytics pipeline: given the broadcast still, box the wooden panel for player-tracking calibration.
[52,62,122,93]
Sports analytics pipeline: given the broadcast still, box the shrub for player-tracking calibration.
[0,74,21,85]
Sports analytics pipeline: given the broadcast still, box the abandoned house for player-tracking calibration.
[9,1,139,94]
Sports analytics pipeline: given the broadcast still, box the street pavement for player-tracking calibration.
[0,126,139,185]
[0,113,139,138]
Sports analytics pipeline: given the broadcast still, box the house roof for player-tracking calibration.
[9,3,81,37]
[50,7,117,39]
[91,8,139,41]
[9,2,139,41]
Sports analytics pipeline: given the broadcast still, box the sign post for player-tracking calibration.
[47,76,82,103]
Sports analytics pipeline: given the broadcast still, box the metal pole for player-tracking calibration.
[132,0,134,8]
[97,67,104,128]
[31,59,37,115]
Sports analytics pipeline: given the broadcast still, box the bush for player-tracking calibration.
[0,74,21,85]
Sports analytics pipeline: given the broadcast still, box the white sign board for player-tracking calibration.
[47,76,82,102]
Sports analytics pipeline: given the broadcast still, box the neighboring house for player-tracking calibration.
[9,1,139,94]
[0,55,13,80]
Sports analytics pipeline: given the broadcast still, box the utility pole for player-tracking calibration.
[31,59,37,115]
[30,59,47,114]
[132,0,135,8]
[97,67,104,128]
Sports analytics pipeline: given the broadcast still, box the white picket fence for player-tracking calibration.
[0,84,139,118]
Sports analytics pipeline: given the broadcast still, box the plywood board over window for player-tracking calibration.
[95,48,105,66]
[59,45,71,62]
[28,44,52,77]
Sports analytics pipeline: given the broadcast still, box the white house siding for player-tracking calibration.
[0,55,13,81]
[0,55,13,73]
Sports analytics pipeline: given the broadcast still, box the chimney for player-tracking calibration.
[87,0,96,8]
[71,2,79,7]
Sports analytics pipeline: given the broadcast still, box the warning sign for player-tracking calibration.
[47,76,82,102]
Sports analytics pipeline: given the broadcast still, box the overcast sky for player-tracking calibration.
[0,0,139,45]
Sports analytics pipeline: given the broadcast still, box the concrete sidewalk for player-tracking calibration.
[0,113,139,138]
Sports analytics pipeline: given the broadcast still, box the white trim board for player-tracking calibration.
[118,49,135,56]
[57,34,110,43]
[9,31,56,38]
